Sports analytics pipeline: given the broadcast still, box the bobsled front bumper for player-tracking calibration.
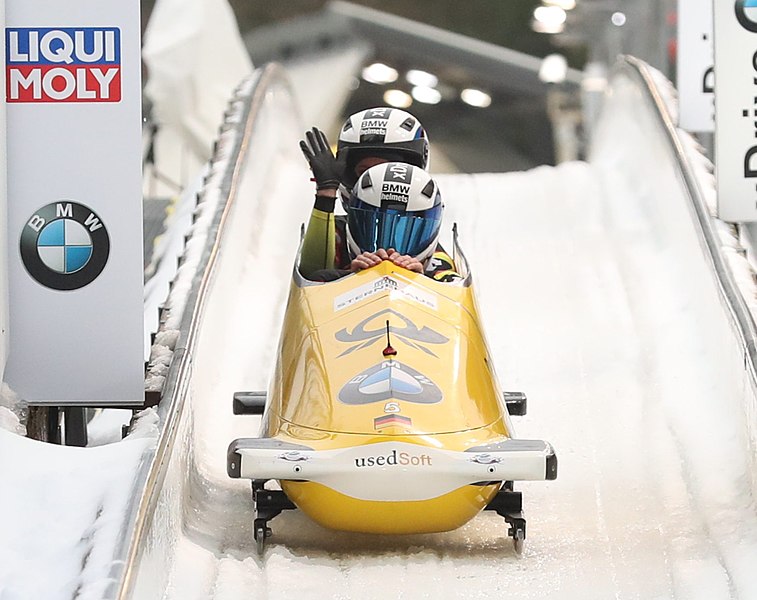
[228,438,556,502]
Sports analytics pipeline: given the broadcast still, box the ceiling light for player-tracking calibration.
[460,88,491,108]
[532,6,567,33]
[361,63,398,85]
[543,0,576,9]
[383,89,412,108]
[534,6,567,26]
[539,53,568,83]
[611,12,626,26]
[412,86,442,104]
[406,69,438,88]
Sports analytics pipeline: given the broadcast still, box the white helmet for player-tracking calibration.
[337,107,430,188]
[346,162,443,263]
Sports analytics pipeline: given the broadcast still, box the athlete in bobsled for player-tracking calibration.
[227,111,557,556]
[298,107,457,282]
[310,160,460,283]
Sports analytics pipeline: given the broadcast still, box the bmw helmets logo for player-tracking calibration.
[736,0,757,32]
[20,201,110,291]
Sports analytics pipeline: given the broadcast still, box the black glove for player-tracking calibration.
[299,127,345,191]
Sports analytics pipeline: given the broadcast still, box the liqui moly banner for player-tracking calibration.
[677,0,714,131]
[6,28,122,103]
[4,2,144,404]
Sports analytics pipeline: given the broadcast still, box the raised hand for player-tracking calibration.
[299,127,345,191]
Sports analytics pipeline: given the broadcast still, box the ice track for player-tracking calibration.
[156,158,757,599]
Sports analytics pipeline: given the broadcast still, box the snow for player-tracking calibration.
[86,409,133,447]
[0,406,23,436]
[0,427,155,600]
[0,383,24,436]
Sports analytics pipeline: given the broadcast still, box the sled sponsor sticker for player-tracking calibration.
[339,359,443,405]
[6,27,122,103]
[353,447,432,468]
[334,276,437,311]
[336,308,448,357]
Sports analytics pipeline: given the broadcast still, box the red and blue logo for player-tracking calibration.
[6,27,121,103]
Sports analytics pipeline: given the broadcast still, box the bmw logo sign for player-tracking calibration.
[736,0,757,32]
[20,201,110,291]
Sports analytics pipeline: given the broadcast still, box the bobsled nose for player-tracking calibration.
[228,437,556,501]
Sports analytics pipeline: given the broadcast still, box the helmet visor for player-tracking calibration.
[347,200,442,257]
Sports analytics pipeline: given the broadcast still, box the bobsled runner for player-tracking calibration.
[227,232,557,554]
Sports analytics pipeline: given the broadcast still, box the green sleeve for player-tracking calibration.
[299,208,336,278]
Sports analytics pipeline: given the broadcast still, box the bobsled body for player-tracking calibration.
[228,244,556,540]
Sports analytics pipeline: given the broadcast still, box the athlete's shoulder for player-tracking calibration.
[426,248,461,282]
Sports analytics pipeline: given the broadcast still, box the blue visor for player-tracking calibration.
[347,201,442,257]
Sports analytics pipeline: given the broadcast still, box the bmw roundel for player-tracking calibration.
[339,359,442,405]
[736,0,757,32]
[20,201,110,291]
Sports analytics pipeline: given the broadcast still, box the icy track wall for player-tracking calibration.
[114,64,311,599]
[590,58,757,491]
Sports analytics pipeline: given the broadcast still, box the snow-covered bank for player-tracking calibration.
[0,417,157,600]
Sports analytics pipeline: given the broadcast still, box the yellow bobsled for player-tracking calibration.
[227,235,556,553]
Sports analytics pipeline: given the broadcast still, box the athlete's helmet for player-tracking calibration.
[346,162,443,263]
[337,107,430,188]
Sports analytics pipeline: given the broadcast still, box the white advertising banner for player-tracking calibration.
[677,0,714,131]
[714,0,757,222]
[0,0,7,381]
[4,1,144,404]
